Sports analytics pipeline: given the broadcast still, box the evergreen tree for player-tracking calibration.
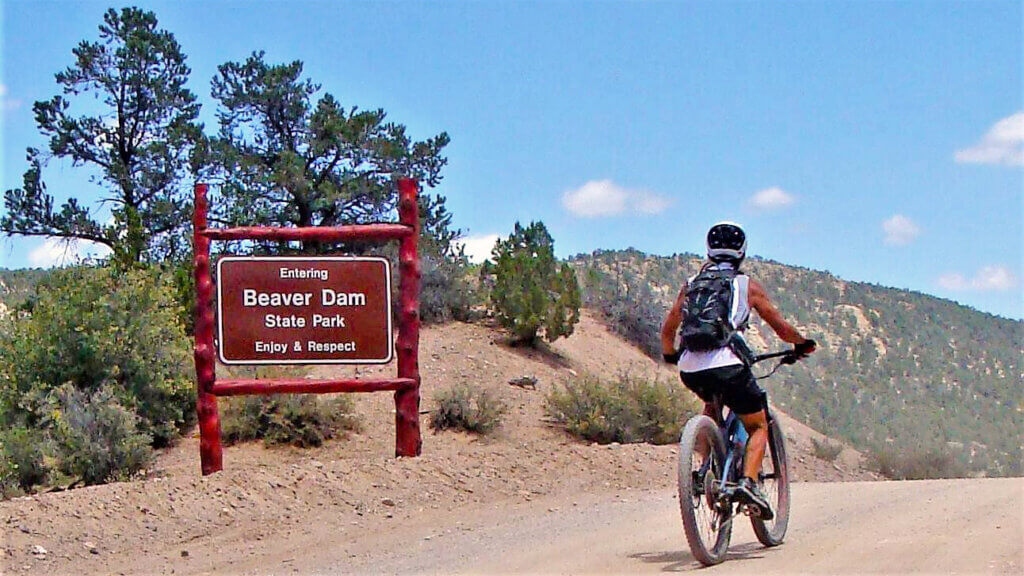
[2,8,202,265]
[488,222,580,345]
[205,51,449,252]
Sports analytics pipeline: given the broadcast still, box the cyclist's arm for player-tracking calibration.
[660,283,688,356]
[748,278,814,350]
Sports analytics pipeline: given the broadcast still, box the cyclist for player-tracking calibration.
[660,222,815,519]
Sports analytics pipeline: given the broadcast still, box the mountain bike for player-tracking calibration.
[677,347,806,566]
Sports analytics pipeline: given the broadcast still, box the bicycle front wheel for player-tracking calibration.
[751,415,791,546]
[678,415,731,566]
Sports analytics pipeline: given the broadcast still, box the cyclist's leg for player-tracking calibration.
[738,410,768,480]
[679,371,719,459]
[717,366,767,480]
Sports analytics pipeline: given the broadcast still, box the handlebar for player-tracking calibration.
[752,339,816,365]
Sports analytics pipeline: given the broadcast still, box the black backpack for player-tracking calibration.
[680,264,739,351]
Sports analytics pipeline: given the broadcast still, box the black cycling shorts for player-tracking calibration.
[679,364,765,416]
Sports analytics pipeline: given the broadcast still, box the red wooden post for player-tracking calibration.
[193,183,223,475]
[395,178,422,457]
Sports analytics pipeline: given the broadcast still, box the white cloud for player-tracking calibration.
[937,265,1019,292]
[954,112,1024,166]
[749,186,795,210]
[561,180,671,218]
[882,214,921,246]
[454,234,500,264]
[28,238,112,268]
[0,84,21,112]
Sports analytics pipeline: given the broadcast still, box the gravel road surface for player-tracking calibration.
[311,478,1021,575]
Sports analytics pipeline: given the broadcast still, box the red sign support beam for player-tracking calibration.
[395,179,422,458]
[192,179,423,475]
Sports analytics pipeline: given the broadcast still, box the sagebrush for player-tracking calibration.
[546,371,698,445]
[222,395,361,447]
[867,445,967,480]
[0,427,48,496]
[811,437,843,462]
[50,386,154,485]
[430,385,507,434]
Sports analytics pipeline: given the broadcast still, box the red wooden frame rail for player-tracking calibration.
[193,179,422,475]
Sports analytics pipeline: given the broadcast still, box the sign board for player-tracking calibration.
[216,257,393,364]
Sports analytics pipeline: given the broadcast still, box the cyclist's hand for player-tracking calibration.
[663,350,682,365]
[794,339,817,358]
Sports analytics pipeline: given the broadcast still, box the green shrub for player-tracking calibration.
[221,395,361,447]
[488,221,580,345]
[50,386,154,485]
[0,266,195,447]
[0,428,48,491]
[0,462,22,499]
[546,372,698,445]
[811,437,843,462]
[430,385,507,434]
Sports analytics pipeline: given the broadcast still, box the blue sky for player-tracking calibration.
[1,1,1022,318]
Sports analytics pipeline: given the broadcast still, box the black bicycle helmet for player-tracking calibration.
[706,221,747,263]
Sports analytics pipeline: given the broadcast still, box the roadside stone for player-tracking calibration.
[381,498,396,507]
[30,545,47,558]
[84,542,98,555]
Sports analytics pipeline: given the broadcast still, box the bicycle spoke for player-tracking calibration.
[759,448,779,530]
[689,434,723,548]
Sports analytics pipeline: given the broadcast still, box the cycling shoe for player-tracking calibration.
[735,477,774,520]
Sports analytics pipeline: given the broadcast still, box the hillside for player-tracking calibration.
[0,269,49,314]
[0,312,873,574]
[572,249,1023,477]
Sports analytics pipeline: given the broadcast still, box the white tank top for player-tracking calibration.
[677,264,750,373]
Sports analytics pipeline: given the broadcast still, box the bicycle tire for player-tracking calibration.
[678,415,732,565]
[751,416,791,546]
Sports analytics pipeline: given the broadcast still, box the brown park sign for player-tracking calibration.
[216,257,393,364]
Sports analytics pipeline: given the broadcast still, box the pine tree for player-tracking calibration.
[489,222,580,345]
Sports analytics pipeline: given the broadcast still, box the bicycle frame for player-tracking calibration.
[701,351,789,509]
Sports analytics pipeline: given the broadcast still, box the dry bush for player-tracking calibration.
[811,437,843,462]
[545,371,698,445]
[221,395,361,448]
[868,445,967,480]
[430,385,507,434]
[51,386,154,485]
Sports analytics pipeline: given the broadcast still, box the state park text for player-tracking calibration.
[216,257,393,364]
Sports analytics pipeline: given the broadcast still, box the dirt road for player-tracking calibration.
[304,478,1021,575]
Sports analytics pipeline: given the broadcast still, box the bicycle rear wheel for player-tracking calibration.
[678,415,732,565]
[751,416,790,546]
